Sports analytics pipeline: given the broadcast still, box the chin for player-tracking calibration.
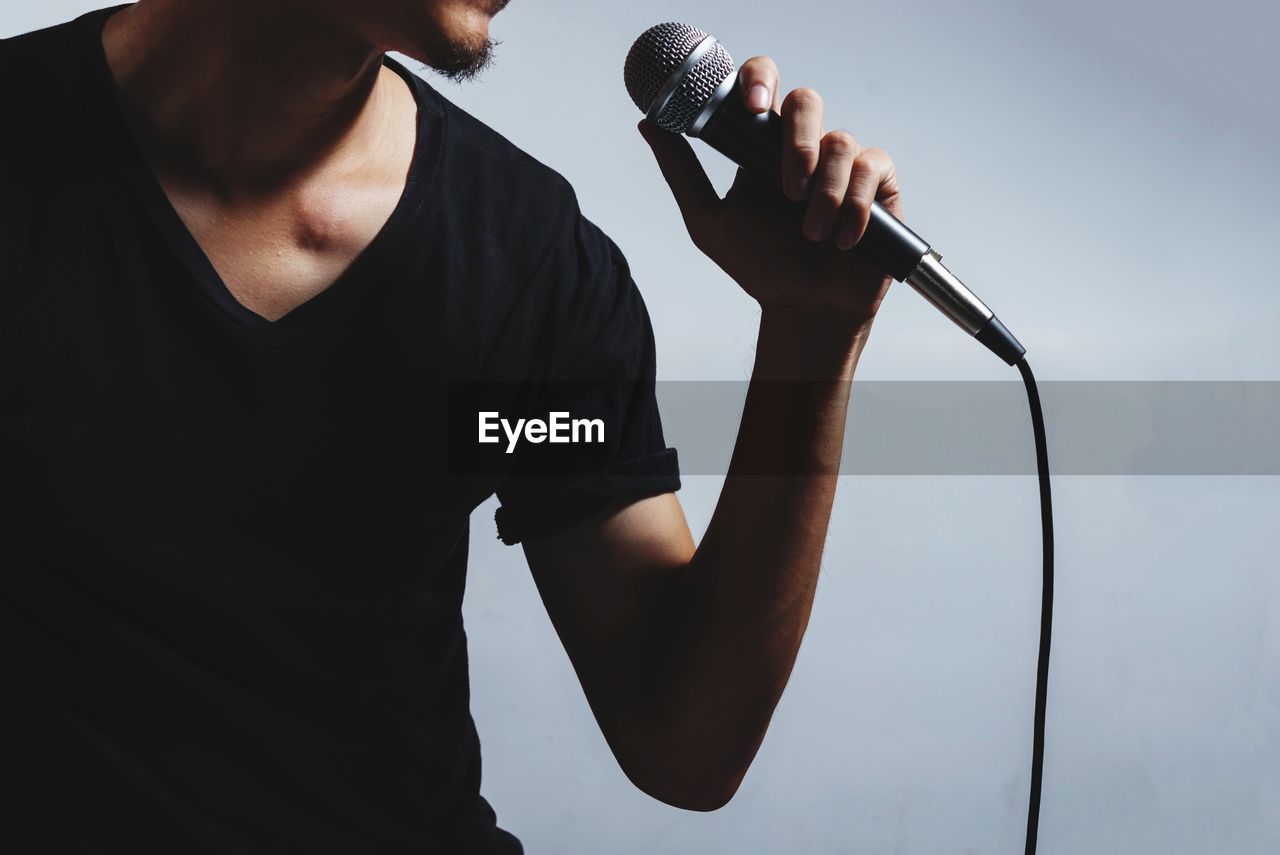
[379,3,491,75]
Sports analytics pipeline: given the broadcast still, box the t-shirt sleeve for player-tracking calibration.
[491,207,680,545]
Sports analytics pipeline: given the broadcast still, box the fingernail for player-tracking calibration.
[788,176,809,200]
[803,221,823,241]
[836,232,855,251]
[747,83,770,111]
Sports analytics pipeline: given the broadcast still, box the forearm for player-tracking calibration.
[588,53,905,806]
[635,309,872,804]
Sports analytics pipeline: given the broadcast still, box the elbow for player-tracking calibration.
[624,763,745,813]
[608,720,756,812]
[662,783,742,814]
[595,670,779,812]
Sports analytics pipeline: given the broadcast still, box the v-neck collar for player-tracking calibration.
[74,5,444,349]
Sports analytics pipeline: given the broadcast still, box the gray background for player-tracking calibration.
[6,1,1277,852]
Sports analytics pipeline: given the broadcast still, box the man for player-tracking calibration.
[0,1,902,851]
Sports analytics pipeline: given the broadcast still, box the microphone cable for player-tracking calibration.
[1015,357,1054,855]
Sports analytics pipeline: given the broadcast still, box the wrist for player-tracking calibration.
[753,308,875,381]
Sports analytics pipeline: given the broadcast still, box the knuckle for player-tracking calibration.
[790,141,821,162]
[860,147,895,175]
[785,87,822,110]
[687,222,712,252]
[850,157,878,181]
[742,56,777,78]
[879,169,902,197]
[818,187,845,209]
[823,131,858,157]
[861,145,891,163]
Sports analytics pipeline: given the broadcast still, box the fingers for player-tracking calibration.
[780,106,902,251]
[667,50,904,255]
[781,88,823,202]
[875,153,904,221]
[802,130,860,242]
[833,147,898,250]
[737,56,780,113]
[637,119,721,245]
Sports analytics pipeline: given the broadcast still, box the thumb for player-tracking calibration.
[637,119,721,240]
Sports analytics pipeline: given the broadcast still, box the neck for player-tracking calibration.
[103,0,395,194]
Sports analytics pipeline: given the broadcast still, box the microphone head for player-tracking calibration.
[624,22,736,134]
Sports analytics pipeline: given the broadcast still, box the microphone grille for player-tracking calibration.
[624,23,737,134]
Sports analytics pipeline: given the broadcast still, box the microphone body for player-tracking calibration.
[629,28,1026,365]
[696,76,928,279]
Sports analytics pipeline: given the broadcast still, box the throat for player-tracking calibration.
[102,1,391,187]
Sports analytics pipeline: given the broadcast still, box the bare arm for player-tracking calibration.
[522,58,901,811]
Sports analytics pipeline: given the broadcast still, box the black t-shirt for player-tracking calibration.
[0,6,679,852]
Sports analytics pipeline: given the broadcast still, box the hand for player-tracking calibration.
[639,56,902,324]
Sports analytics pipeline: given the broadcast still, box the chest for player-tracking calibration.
[163,179,404,324]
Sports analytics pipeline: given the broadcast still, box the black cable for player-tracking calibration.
[1016,357,1054,855]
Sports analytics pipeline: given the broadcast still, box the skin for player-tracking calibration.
[102,0,902,812]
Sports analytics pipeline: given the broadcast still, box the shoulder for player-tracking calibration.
[0,14,67,57]
[428,84,578,209]
[0,14,98,224]
[434,89,634,275]
[413,79,653,377]
[0,13,96,163]
[410,72,593,258]
[413,72,632,283]
[0,13,85,90]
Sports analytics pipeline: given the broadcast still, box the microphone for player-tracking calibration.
[624,23,1026,366]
